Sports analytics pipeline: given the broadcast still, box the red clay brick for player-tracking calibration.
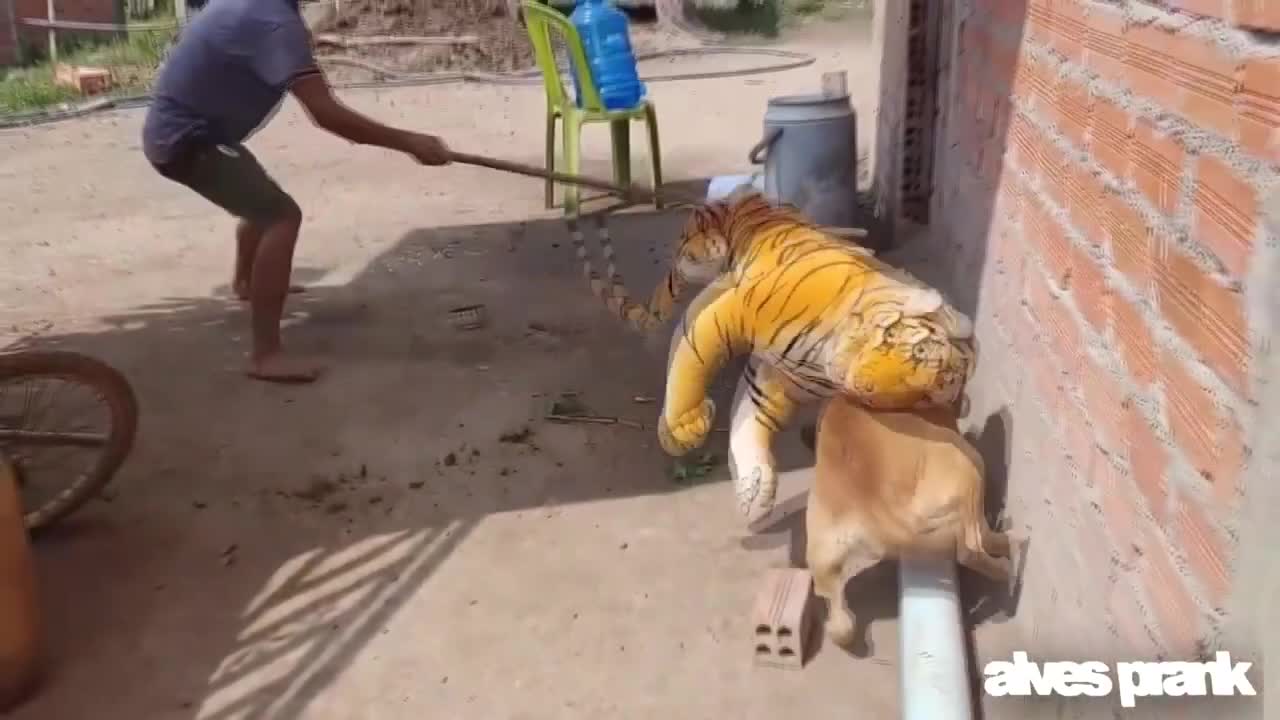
[1013,294,1044,360]
[1122,401,1170,523]
[1016,114,1068,194]
[1109,580,1161,660]
[1159,350,1247,498]
[1052,77,1093,147]
[1008,112,1039,169]
[1027,199,1075,286]
[1130,120,1185,219]
[1015,51,1058,108]
[1067,242,1110,332]
[1194,155,1257,279]
[1031,355,1069,421]
[1102,194,1158,294]
[1109,296,1159,386]
[1172,0,1229,18]
[1027,271,1085,377]
[1100,453,1134,522]
[1174,499,1233,608]
[1122,24,1183,110]
[1081,356,1128,450]
[1088,95,1133,183]
[1123,25,1240,140]
[1062,162,1107,245]
[1138,528,1205,658]
[1034,0,1088,63]
[1171,35,1240,141]
[1084,7,1127,80]
[1154,249,1250,397]
[1234,0,1280,31]
[752,568,817,669]
[1025,0,1055,49]
[1237,57,1280,163]
[996,171,1025,221]
[1059,397,1098,482]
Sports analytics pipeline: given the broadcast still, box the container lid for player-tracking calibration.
[767,92,851,106]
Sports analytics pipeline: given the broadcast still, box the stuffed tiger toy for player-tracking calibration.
[564,189,875,335]
[568,187,977,528]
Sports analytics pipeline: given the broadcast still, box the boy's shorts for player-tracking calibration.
[152,142,296,224]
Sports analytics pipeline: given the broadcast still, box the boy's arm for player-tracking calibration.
[252,21,450,165]
[289,73,449,164]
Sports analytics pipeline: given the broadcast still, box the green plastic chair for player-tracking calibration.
[521,0,663,215]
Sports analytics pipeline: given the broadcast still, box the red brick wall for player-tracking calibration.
[1,0,19,65]
[14,0,121,49]
[904,0,1279,662]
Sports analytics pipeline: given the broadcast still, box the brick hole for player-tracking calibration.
[777,626,793,638]
[755,624,771,636]
[755,644,771,655]
[778,647,796,657]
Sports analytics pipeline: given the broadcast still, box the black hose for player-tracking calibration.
[0,45,814,129]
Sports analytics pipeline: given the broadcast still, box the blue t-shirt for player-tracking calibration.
[142,0,319,166]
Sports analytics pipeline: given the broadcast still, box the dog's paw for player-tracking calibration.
[824,613,856,648]
[657,399,715,456]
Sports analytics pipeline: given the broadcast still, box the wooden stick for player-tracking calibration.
[545,413,645,429]
[21,17,176,31]
[313,33,480,48]
[447,150,688,205]
[447,150,872,240]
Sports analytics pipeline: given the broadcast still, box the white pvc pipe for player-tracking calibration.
[899,552,974,720]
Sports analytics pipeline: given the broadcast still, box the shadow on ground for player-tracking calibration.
[0,173,884,717]
[8,157,1024,716]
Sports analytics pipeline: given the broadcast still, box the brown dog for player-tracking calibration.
[807,395,1012,646]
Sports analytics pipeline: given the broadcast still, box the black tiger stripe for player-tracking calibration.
[742,364,785,433]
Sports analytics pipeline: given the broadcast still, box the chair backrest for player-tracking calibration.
[521,1,605,112]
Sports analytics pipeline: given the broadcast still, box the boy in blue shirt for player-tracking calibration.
[143,0,450,383]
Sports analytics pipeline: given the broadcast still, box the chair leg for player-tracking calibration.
[563,114,582,216]
[610,118,632,190]
[644,104,663,210]
[545,110,557,210]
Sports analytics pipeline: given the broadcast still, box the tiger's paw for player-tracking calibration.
[657,399,715,456]
[736,465,779,530]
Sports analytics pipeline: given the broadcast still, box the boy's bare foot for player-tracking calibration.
[246,352,325,383]
[233,282,306,301]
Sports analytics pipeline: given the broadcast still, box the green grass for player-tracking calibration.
[789,0,827,16]
[0,25,175,115]
[0,69,79,113]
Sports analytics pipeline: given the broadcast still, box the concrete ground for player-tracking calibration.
[0,18,998,720]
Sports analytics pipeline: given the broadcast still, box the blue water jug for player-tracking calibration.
[569,0,645,110]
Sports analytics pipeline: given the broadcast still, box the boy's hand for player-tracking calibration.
[404,133,452,166]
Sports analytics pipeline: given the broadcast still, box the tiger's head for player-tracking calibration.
[841,285,977,416]
[673,186,805,283]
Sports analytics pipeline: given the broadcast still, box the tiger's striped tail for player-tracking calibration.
[565,213,684,334]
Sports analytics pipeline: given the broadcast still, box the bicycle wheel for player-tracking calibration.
[0,350,139,532]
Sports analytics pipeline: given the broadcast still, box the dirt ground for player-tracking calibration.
[0,18,1011,720]
[310,0,542,74]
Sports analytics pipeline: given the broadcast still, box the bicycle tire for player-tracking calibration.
[0,350,139,532]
